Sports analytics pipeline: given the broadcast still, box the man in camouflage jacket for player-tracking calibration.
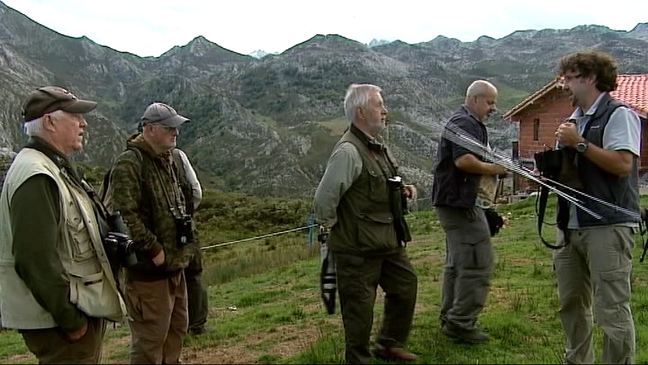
[104,102,195,364]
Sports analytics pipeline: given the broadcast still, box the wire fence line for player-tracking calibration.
[199,196,435,252]
[201,224,318,251]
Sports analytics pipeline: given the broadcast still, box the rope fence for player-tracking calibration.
[201,224,317,251]
[199,196,434,252]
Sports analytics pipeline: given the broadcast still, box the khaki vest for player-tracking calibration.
[0,148,127,329]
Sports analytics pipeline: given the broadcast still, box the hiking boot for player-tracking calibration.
[372,343,419,362]
[442,325,490,344]
[188,325,213,336]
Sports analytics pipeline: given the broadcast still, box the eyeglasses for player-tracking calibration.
[157,125,177,132]
[144,122,177,132]
[562,74,582,82]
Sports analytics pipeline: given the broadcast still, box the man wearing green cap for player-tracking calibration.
[0,86,127,363]
[103,102,196,364]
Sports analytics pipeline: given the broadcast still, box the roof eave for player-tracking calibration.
[502,79,561,120]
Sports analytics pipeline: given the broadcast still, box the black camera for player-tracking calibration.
[483,208,504,237]
[387,175,412,245]
[175,214,195,247]
[534,149,563,180]
[387,175,402,187]
[387,176,409,214]
[534,147,582,189]
[104,211,138,268]
[104,232,137,268]
[317,226,329,244]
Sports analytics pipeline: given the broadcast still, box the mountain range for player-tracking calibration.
[249,39,391,58]
[1,0,648,198]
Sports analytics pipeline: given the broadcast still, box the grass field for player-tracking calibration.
[2,195,648,364]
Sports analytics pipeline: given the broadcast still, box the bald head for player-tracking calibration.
[464,80,498,121]
[466,80,497,99]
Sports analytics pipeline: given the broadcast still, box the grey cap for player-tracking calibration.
[140,102,189,127]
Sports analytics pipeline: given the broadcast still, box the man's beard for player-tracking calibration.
[367,120,385,136]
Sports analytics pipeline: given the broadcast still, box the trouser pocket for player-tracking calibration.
[447,230,492,270]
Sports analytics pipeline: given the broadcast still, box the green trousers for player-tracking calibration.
[20,317,107,364]
[334,248,418,364]
[186,248,208,331]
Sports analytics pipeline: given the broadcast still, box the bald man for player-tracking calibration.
[431,80,506,344]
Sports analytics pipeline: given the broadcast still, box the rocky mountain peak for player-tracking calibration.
[158,35,252,67]
[283,33,368,56]
[571,24,614,33]
[629,22,648,40]
[249,49,270,58]
[368,39,391,47]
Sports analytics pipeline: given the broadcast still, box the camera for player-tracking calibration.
[534,149,563,180]
[483,208,504,237]
[104,231,137,268]
[387,175,412,245]
[317,226,329,244]
[104,211,138,268]
[534,147,582,189]
[175,214,195,247]
[387,175,403,187]
[387,175,409,214]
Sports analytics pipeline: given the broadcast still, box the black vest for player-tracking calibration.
[563,93,640,227]
[431,107,488,208]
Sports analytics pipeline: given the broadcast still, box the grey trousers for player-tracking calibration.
[554,226,635,364]
[436,206,493,331]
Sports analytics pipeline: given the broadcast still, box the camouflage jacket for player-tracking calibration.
[105,133,195,280]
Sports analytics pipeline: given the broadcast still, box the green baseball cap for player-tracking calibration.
[22,86,97,122]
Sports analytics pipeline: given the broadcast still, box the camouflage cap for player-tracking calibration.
[141,102,190,128]
[22,86,97,122]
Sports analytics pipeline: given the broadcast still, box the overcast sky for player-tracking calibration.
[3,0,647,57]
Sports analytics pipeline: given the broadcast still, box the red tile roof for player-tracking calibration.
[611,74,648,118]
[503,74,648,119]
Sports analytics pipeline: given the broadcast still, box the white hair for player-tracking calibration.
[23,110,66,137]
[343,83,382,122]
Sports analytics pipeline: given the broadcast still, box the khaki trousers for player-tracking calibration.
[125,270,188,364]
[553,226,635,364]
[20,317,106,364]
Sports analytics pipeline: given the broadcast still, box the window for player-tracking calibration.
[533,118,540,141]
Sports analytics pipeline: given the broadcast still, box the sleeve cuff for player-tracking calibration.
[148,243,163,259]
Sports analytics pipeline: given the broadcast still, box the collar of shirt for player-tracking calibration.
[567,91,608,122]
[461,104,482,123]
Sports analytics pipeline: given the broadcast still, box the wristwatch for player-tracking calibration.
[575,139,589,153]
